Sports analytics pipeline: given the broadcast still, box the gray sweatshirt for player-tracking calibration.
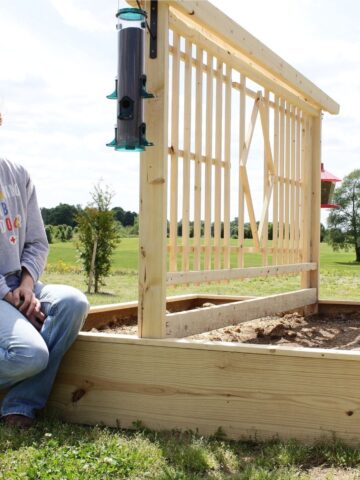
[0,158,49,299]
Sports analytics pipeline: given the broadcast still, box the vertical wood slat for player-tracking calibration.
[193,46,203,271]
[290,104,296,264]
[262,90,270,266]
[284,101,291,264]
[204,53,213,270]
[301,116,311,287]
[181,39,192,272]
[294,108,301,262]
[169,32,180,272]
[214,58,223,270]
[223,64,232,269]
[238,74,246,268]
[278,98,285,264]
[167,33,316,283]
[272,95,280,265]
[138,2,169,338]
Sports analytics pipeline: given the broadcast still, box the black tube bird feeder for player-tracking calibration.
[107,7,153,152]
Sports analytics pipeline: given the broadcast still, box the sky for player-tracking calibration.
[0,0,359,225]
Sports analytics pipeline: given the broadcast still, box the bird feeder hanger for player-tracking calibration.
[321,163,341,208]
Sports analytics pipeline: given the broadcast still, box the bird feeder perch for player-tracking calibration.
[321,163,341,208]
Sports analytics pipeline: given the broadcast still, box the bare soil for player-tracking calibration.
[90,306,360,350]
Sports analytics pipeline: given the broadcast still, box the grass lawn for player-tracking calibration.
[0,418,359,479]
[43,238,360,305]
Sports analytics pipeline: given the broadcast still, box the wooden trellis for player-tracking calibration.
[40,0,360,446]
[132,0,339,339]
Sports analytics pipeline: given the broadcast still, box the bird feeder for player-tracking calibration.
[107,7,153,152]
[321,163,341,208]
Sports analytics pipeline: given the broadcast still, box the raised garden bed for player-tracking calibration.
[46,295,360,445]
[86,297,360,351]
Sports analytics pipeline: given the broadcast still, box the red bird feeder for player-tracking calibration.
[321,163,341,208]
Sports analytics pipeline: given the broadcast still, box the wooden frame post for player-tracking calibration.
[302,114,321,313]
[309,115,322,300]
[138,2,169,338]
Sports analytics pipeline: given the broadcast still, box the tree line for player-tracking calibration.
[41,204,139,243]
[42,169,359,294]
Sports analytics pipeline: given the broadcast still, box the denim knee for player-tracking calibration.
[8,343,49,381]
[63,289,89,329]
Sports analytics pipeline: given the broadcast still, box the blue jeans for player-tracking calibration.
[0,282,89,419]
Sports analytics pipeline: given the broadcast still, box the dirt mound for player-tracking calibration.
[189,310,360,350]
[90,307,360,350]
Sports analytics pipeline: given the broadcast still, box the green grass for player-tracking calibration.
[0,418,359,479]
[43,239,360,305]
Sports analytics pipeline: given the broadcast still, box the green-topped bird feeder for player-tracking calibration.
[107,7,154,152]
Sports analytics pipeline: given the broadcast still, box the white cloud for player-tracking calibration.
[49,0,112,32]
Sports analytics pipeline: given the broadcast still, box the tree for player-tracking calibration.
[76,183,120,293]
[45,225,53,244]
[112,206,138,227]
[327,169,360,262]
[41,203,80,227]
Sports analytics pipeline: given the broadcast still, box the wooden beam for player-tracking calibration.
[193,45,203,271]
[138,2,169,338]
[278,98,286,264]
[168,12,320,117]
[238,74,246,268]
[272,95,280,265]
[181,38,192,272]
[239,167,260,250]
[240,94,260,167]
[223,64,232,269]
[258,178,274,243]
[49,329,360,444]
[166,1,339,114]
[300,116,311,287]
[259,96,275,176]
[214,58,223,270]
[169,32,180,272]
[166,289,317,337]
[239,94,261,250]
[169,44,315,118]
[204,52,213,270]
[308,115,322,309]
[167,262,316,285]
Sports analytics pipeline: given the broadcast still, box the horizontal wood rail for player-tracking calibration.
[169,10,320,116]
[165,288,317,337]
[167,263,317,285]
[166,1,339,114]
[168,44,315,119]
[167,245,304,255]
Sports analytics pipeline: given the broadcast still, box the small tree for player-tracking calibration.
[76,183,120,293]
[45,225,53,244]
[327,169,360,262]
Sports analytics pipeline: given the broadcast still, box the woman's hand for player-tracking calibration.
[5,269,46,331]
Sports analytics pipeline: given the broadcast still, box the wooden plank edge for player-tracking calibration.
[88,294,253,315]
[167,262,317,285]
[164,1,339,114]
[166,289,317,337]
[73,331,360,361]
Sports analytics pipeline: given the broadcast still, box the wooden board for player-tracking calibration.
[164,1,339,114]
[167,262,316,285]
[166,289,317,337]
[47,330,360,445]
[138,2,169,338]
